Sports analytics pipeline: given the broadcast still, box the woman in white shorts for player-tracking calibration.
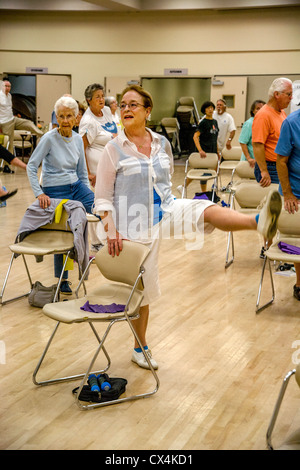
[94,85,282,370]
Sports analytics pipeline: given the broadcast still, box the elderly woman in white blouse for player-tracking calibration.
[79,83,119,251]
[93,85,281,371]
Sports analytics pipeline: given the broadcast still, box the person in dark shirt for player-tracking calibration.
[192,101,219,192]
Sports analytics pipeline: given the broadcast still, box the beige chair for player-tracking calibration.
[256,208,300,313]
[161,117,181,154]
[32,240,160,411]
[225,182,278,268]
[218,146,242,189]
[13,129,33,160]
[183,152,219,201]
[226,160,256,207]
[0,207,86,306]
[266,363,300,450]
[177,96,200,125]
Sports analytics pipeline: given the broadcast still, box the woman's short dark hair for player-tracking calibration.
[121,84,153,110]
[250,99,266,117]
[201,101,215,115]
[84,83,104,104]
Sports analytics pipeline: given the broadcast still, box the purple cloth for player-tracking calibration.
[80,301,125,313]
[278,241,300,255]
[193,194,209,200]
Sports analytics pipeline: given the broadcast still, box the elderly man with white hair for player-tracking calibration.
[252,77,293,188]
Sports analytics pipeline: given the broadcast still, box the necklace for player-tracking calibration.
[58,130,72,143]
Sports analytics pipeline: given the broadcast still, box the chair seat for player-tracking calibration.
[219,161,239,170]
[187,169,218,180]
[9,230,74,256]
[14,141,32,148]
[43,283,144,323]
[86,213,99,223]
[266,237,300,263]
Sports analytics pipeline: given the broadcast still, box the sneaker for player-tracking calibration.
[293,285,300,301]
[257,189,282,240]
[176,185,184,197]
[60,280,72,295]
[131,348,158,370]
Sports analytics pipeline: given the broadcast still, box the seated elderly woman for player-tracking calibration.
[27,95,96,295]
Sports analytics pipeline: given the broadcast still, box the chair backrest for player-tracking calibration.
[188,152,218,170]
[278,208,300,236]
[13,130,32,141]
[222,146,242,161]
[235,182,277,208]
[177,96,200,124]
[234,161,255,179]
[178,96,194,107]
[95,240,150,288]
[41,207,71,232]
[161,117,179,130]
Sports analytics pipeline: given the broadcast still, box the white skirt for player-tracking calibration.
[139,198,215,306]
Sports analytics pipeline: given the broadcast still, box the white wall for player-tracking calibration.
[0,7,299,102]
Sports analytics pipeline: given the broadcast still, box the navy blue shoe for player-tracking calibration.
[60,280,72,295]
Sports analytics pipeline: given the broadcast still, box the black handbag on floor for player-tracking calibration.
[72,373,127,403]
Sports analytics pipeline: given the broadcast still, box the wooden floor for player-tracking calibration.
[0,162,300,451]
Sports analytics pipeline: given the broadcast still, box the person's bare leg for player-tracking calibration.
[203,204,257,231]
[132,304,149,348]
[10,157,27,170]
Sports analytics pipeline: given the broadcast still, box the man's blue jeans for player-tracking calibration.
[254,161,279,184]
[43,180,95,280]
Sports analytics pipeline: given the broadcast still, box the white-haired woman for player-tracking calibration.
[27,95,95,294]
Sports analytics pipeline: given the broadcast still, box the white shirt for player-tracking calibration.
[213,110,236,150]
[0,90,14,124]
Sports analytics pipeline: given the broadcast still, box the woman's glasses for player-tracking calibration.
[120,102,146,111]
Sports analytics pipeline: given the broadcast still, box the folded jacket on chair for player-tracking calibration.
[80,301,125,313]
[278,241,300,255]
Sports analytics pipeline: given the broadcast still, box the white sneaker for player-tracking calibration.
[131,349,158,370]
[257,189,282,240]
[176,185,184,197]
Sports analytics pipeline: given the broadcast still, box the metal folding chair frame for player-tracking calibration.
[33,252,160,411]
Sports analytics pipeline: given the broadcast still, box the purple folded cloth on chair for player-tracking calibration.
[193,194,209,200]
[278,241,300,255]
[80,301,125,313]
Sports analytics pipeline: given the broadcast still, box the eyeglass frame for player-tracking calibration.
[119,102,148,111]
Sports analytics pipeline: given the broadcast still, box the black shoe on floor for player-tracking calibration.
[0,189,18,202]
[3,165,14,174]
[293,285,300,301]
